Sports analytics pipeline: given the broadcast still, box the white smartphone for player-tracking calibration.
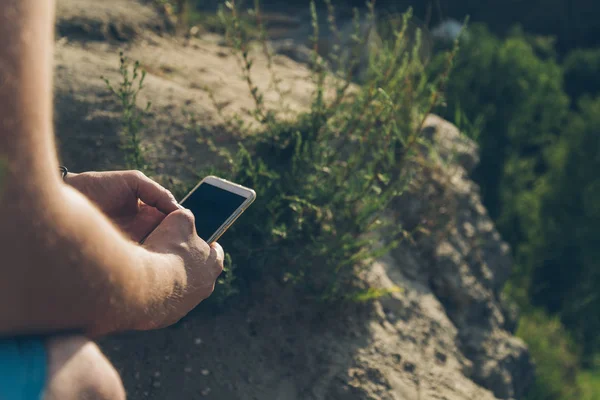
[178,175,256,244]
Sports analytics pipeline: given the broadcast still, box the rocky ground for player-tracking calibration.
[53,1,533,399]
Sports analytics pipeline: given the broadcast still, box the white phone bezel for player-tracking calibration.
[180,175,256,244]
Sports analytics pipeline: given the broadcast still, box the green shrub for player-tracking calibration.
[429,21,600,400]
[426,22,600,398]
[528,96,600,359]
[578,370,600,400]
[430,24,569,234]
[517,310,580,400]
[188,8,258,38]
[563,49,600,103]
[191,1,460,301]
[102,52,151,171]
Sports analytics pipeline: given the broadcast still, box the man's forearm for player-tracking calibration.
[0,0,183,336]
[0,182,184,336]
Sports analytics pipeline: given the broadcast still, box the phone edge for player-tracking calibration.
[141,176,257,245]
[207,191,256,244]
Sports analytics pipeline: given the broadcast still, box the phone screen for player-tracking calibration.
[181,182,248,241]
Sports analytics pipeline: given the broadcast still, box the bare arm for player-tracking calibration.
[0,0,222,336]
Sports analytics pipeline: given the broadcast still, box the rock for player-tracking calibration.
[500,293,521,334]
[270,39,329,71]
[463,330,533,399]
[390,116,534,398]
[271,12,380,82]
[403,361,416,373]
[56,0,172,42]
[435,350,448,365]
[189,26,201,38]
[271,8,436,83]
[421,114,480,173]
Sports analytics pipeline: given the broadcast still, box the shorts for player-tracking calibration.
[0,337,47,400]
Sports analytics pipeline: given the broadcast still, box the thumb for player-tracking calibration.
[127,171,183,215]
[142,208,197,247]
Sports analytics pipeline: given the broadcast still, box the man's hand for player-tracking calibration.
[135,209,225,331]
[62,171,225,334]
[65,170,181,243]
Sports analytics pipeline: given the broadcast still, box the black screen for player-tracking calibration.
[181,182,247,241]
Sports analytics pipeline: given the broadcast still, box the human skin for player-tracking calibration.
[0,0,224,397]
[43,335,127,400]
[64,170,179,244]
[0,0,224,338]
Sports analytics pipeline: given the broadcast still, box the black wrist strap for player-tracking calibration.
[59,166,68,181]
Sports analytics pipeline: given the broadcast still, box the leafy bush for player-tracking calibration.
[187,7,258,38]
[429,21,600,400]
[578,370,600,400]
[428,21,571,318]
[190,1,460,301]
[430,24,569,235]
[517,310,580,400]
[102,53,151,171]
[528,96,600,359]
[563,49,600,103]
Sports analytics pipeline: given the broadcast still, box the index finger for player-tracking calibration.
[127,171,182,215]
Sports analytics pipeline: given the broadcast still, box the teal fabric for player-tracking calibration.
[0,337,47,399]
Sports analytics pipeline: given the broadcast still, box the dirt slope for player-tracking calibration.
[53,1,533,399]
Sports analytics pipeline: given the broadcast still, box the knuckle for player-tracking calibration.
[196,239,211,257]
[171,208,195,225]
[131,170,147,181]
[182,208,195,222]
[159,210,196,239]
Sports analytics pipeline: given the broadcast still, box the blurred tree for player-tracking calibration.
[431,24,568,242]
[563,49,600,103]
[432,21,600,365]
[529,96,600,361]
[216,0,600,54]
[428,23,600,396]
